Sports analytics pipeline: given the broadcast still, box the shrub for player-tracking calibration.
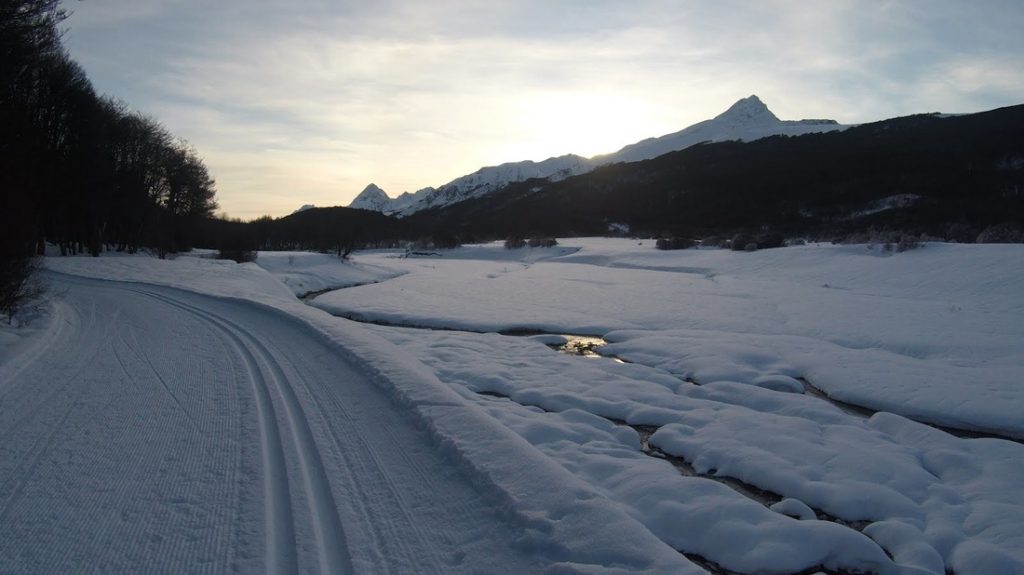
[504,236,526,249]
[896,235,921,252]
[217,249,258,263]
[944,223,977,244]
[976,223,1023,244]
[655,237,694,250]
[528,237,558,248]
[753,231,785,249]
[730,233,753,251]
[0,255,45,323]
[431,233,462,250]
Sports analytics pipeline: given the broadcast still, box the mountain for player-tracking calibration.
[601,95,844,164]
[405,104,1024,241]
[349,183,391,212]
[389,154,597,217]
[347,95,845,216]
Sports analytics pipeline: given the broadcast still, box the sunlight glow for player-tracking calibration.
[498,92,660,160]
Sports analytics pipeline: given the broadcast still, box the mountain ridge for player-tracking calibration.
[401,103,1024,241]
[347,95,847,215]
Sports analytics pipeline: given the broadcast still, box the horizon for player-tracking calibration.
[61,0,1024,218]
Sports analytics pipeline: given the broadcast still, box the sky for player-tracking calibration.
[61,0,1024,219]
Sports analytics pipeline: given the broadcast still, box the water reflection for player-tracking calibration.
[554,335,608,358]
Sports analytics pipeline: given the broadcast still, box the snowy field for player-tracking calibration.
[2,239,1022,574]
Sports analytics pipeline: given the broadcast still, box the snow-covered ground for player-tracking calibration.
[2,239,1022,574]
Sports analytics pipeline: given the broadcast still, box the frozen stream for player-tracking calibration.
[308,285,1016,443]
[30,243,1024,575]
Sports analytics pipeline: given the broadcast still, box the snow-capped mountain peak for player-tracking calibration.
[346,95,846,216]
[388,154,597,217]
[713,94,780,125]
[349,183,391,212]
[605,94,844,164]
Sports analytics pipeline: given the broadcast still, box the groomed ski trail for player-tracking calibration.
[0,275,542,574]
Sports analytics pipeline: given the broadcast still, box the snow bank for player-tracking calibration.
[42,252,697,573]
[320,240,1024,438]
[39,239,1024,574]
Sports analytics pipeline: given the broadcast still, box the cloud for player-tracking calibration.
[62,0,1024,218]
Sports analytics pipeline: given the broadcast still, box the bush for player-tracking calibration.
[504,236,526,249]
[976,223,1023,244]
[896,235,921,252]
[730,233,753,251]
[944,223,977,243]
[753,231,785,249]
[655,237,694,250]
[528,237,558,248]
[217,249,258,263]
[700,236,726,248]
[431,233,462,250]
[0,255,45,323]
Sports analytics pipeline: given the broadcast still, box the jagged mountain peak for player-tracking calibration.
[349,182,392,212]
[713,95,780,125]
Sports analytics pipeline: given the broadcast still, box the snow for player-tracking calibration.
[350,155,596,216]
[253,251,405,296]
[348,183,391,212]
[314,240,1024,437]
[600,95,846,164]
[5,239,1023,574]
[14,251,696,573]
[849,194,923,218]
[312,239,1023,573]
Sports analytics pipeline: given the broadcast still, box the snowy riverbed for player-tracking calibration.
[3,238,1021,574]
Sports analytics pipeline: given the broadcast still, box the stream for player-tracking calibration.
[300,284,1022,444]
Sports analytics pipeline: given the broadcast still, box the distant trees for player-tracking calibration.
[504,236,526,249]
[528,236,558,248]
[505,235,558,249]
[655,237,694,250]
[976,223,1023,244]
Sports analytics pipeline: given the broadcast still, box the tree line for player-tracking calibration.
[2,1,220,318]
[2,0,218,261]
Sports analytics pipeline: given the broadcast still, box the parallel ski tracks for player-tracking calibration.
[137,289,354,575]
[3,277,539,573]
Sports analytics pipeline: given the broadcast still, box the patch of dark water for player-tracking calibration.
[298,285,1019,445]
[310,309,627,361]
[474,390,879,570]
[556,335,612,358]
[606,418,783,508]
[476,390,785,509]
[683,554,874,575]
[297,279,387,302]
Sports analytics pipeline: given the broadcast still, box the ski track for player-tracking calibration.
[137,289,346,574]
[0,275,539,574]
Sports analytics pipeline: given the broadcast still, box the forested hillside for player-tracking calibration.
[407,105,1024,242]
